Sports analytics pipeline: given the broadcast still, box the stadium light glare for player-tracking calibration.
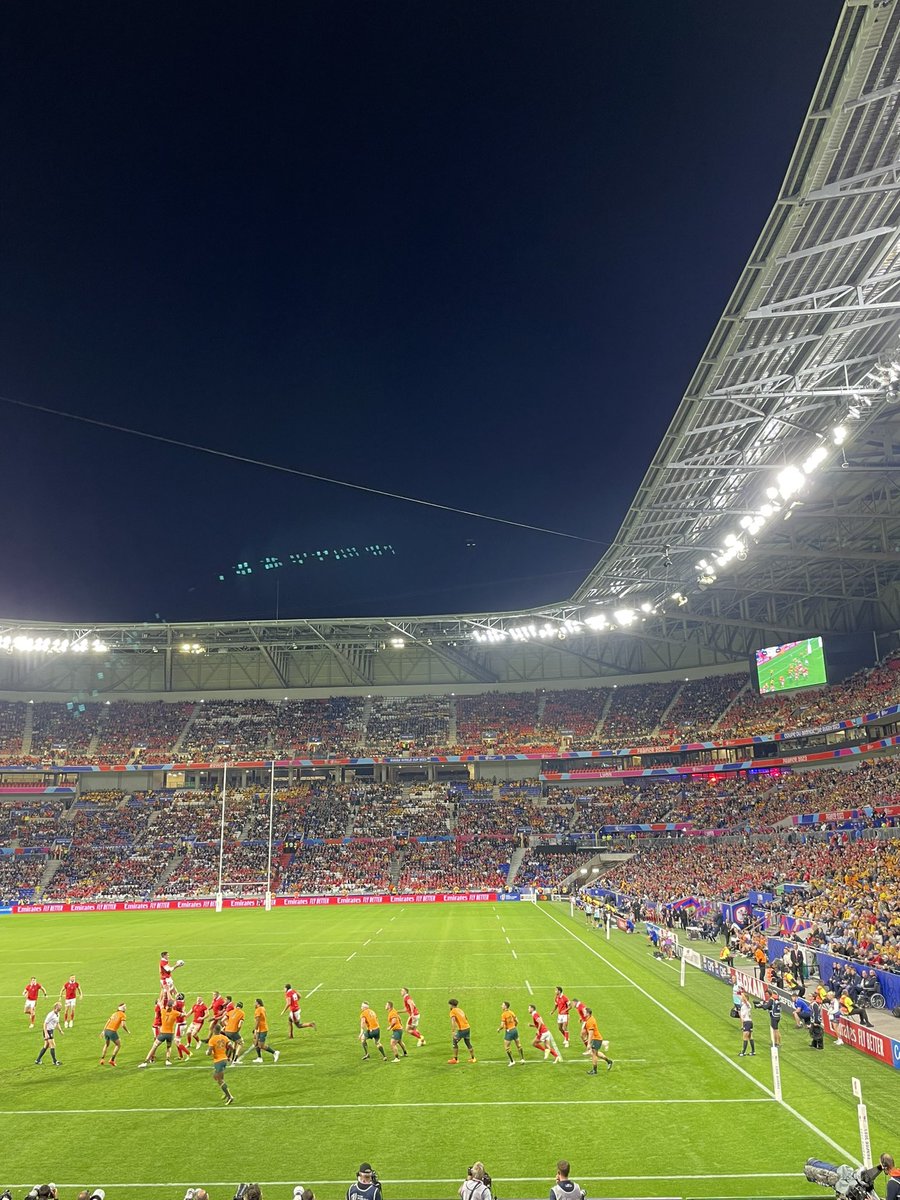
[612,608,635,626]
[777,465,805,499]
[802,446,828,474]
[832,425,847,445]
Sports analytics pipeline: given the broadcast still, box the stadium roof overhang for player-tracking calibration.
[3,0,900,696]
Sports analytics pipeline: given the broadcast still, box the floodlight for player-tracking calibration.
[832,425,846,445]
[612,608,635,626]
[777,465,805,499]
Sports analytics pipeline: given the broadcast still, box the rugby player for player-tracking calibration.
[206,1020,235,1105]
[584,1007,613,1075]
[498,1000,525,1065]
[282,983,317,1038]
[447,998,476,1064]
[99,1004,129,1066]
[553,986,570,1048]
[138,1000,179,1067]
[401,986,425,1045]
[359,1001,387,1061]
[252,998,280,1063]
[385,1001,408,1060]
[527,1004,561,1062]
[23,977,47,1029]
[60,975,82,1029]
[185,994,208,1048]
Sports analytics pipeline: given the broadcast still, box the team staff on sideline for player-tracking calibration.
[551,1161,586,1200]
[498,1001,526,1065]
[448,998,476,1064]
[360,1002,387,1061]
[99,1004,129,1066]
[881,1154,899,1200]
[35,1002,63,1067]
[756,990,782,1046]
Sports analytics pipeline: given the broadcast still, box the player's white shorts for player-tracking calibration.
[187,1021,204,1037]
[64,998,77,1008]
[405,1014,419,1028]
[536,1030,557,1048]
[289,1008,302,1022]
[556,1012,568,1028]
[176,1022,186,1039]
[24,999,36,1013]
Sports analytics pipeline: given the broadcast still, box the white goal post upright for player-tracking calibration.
[215,760,227,914]
[852,1077,873,1168]
[265,759,276,912]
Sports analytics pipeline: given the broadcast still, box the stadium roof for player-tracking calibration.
[4,0,900,696]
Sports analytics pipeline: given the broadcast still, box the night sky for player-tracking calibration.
[0,1,843,624]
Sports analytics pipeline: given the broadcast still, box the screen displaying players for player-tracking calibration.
[754,636,827,694]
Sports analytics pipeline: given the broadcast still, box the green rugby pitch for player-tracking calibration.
[2,901,895,1200]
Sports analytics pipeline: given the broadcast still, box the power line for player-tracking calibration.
[0,394,612,547]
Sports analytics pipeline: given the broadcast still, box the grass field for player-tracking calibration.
[2,900,896,1199]
[756,639,826,694]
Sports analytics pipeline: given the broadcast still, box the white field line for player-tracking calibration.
[0,1097,777,1117]
[346,951,357,962]
[363,939,371,946]
[525,979,534,995]
[3,1176,806,1190]
[537,903,859,1164]
[511,949,518,959]
[306,982,322,997]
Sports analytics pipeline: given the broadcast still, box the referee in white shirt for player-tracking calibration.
[36,1002,63,1067]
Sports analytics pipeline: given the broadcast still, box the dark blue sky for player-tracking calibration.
[0,1,843,623]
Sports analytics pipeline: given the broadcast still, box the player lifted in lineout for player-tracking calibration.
[282,984,318,1039]
[158,951,185,1001]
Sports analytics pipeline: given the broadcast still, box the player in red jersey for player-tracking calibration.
[23,978,47,1028]
[173,992,192,1060]
[210,991,227,1024]
[60,976,83,1029]
[400,987,426,1045]
[158,951,184,1001]
[186,995,208,1047]
[553,986,570,1048]
[152,999,163,1043]
[528,1004,561,1062]
[569,997,591,1055]
[281,984,317,1039]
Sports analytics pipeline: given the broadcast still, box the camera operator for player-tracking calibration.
[882,1154,899,1200]
[460,1163,493,1200]
[551,1160,585,1200]
[347,1163,383,1200]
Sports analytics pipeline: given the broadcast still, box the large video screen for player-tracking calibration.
[754,637,827,694]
